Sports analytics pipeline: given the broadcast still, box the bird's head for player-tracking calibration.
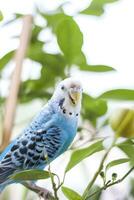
[51,78,83,116]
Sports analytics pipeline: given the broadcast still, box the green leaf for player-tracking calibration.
[31,25,43,43]
[0,51,14,70]
[106,158,130,171]
[80,0,119,16]
[82,94,108,126]
[80,65,115,72]
[42,53,66,71]
[0,11,3,21]
[56,18,83,65]
[38,13,86,66]
[73,51,87,66]
[99,89,134,101]
[43,13,71,33]
[118,140,134,164]
[66,140,104,172]
[62,186,82,200]
[11,169,52,181]
[84,185,102,200]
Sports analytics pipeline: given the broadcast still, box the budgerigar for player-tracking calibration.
[0,77,82,193]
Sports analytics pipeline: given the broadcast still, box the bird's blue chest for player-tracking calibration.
[54,112,77,151]
[26,105,78,158]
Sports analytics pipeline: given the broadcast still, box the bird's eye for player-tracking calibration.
[61,86,65,90]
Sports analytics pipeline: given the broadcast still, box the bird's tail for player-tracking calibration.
[0,166,15,194]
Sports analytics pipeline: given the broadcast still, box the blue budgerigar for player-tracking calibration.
[0,77,82,193]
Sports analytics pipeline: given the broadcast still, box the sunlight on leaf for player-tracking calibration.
[0,51,14,70]
[11,169,53,181]
[118,140,134,164]
[62,186,82,200]
[106,158,130,171]
[80,0,119,16]
[56,18,83,65]
[82,94,108,126]
[43,13,71,33]
[80,65,115,72]
[66,140,104,172]
[99,89,134,101]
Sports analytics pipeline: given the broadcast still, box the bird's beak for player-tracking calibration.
[69,89,81,105]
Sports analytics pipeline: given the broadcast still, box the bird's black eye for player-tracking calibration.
[61,86,65,90]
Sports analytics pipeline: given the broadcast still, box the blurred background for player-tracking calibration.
[0,0,134,199]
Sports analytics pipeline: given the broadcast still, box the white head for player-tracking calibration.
[51,77,83,117]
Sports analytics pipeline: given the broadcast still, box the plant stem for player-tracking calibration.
[22,182,54,200]
[56,172,66,191]
[45,153,59,199]
[86,166,134,199]
[48,165,59,200]
[82,137,116,199]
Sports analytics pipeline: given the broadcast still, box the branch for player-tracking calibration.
[82,138,116,199]
[0,15,32,151]
[48,165,59,200]
[86,166,134,199]
[22,182,55,200]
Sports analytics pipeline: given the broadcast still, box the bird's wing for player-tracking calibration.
[0,125,63,184]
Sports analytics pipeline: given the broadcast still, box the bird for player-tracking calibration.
[0,77,82,194]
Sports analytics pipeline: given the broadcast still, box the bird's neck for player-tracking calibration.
[48,97,81,118]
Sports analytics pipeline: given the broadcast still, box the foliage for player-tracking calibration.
[0,11,3,21]
[65,140,104,172]
[80,0,119,16]
[0,0,134,199]
[62,187,82,200]
[11,169,53,181]
[105,158,130,171]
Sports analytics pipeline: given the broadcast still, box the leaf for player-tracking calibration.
[31,25,43,43]
[66,140,104,172]
[62,186,82,200]
[118,140,134,164]
[0,51,14,70]
[43,13,71,33]
[106,158,130,171]
[56,18,83,65]
[80,0,119,16]
[0,11,3,21]
[42,53,66,71]
[73,51,87,66]
[11,169,52,181]
[80,65,115,72]
[85,185,102,200]
[99,89,134,101]
[82,94,108,126]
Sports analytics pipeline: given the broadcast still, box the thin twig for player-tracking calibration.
[82,137,116,199]
[22,182,54,200]
[45,152,59,199]
[86,166,134,199]
[48,165,59,200]
[56,172,66,191]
